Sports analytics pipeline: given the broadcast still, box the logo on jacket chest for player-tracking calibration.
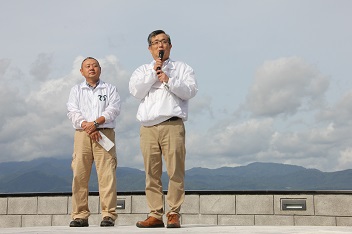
[98,95,107,101]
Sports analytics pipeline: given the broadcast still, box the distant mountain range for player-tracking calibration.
[0,157,352,193]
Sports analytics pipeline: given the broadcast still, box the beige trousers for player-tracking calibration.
[140,119,186,220]
[71,129,117,220]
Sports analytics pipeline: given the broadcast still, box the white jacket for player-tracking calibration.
[67,80,121,129]
[129,59,198,126]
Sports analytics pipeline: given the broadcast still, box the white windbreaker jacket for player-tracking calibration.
[129,59,198,126]
[67,80,121,129]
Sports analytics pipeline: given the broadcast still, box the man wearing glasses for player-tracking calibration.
[129,30,198,228]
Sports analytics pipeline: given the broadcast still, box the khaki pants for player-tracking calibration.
[140,119,186,220]
[71,129,117,220]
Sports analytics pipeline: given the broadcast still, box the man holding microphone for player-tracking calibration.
[129,30,198,228]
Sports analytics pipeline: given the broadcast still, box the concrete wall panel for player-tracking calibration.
[237,195,273,215]
[315,195,352,216]
[131,195,149,214]
[200,195,235,214]
[38,196,68,214]
[0,215,21,228]
[8,197,37,215]
[255,215,294,226]
[0,198,7,214]
[22,215,52,227]
[295,215,336,226]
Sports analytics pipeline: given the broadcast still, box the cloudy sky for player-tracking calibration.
[1,0,352,172]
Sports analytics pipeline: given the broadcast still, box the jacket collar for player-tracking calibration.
[81,80,105,89]
[148,58,175,71]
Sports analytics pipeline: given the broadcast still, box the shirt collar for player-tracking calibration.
[149,58,175,70]
[86,80,100,89]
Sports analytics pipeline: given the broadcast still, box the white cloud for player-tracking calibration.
[245,57,329,117]
[0,58,11,77]
[186,118,352,171]
[190,94,213,117]
[187,118,274,169]
[181,57,344,171]
[338,148,352,171]
[30,53,54,81]
[318,91,352,127]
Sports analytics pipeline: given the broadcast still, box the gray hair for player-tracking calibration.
[147,30,171,46]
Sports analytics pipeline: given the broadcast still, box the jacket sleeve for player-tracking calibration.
[102,85,121,123]
[129,65,158,100]
[67,86,85,129]
[168,63,198,100]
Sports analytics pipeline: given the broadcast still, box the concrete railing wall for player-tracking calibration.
[1,191,352,228]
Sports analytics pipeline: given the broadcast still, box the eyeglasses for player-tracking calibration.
[150,39,169,46]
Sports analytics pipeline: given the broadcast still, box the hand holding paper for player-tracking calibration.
[97,131,115,151]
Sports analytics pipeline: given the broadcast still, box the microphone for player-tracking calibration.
[156,50,164,73]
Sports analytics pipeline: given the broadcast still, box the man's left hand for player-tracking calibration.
[83,121,97,135]
[157,70,169,83]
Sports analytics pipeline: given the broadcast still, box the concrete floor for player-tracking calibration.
[1,225,352,234]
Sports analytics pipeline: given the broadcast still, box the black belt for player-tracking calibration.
[164,116,180,122]
[76,128,113,131]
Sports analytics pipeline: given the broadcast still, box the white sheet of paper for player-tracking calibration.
[98,131,115,151]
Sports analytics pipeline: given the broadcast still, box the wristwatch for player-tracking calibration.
[94,121,99,128]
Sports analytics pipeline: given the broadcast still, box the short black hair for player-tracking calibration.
[81,57,100,68]
[147,30,172,46]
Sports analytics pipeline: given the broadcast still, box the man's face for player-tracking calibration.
[80,58,101,81]
[148,33,172,61]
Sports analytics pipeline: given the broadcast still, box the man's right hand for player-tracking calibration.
[154,57,163,72]
[82,121,97,135]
